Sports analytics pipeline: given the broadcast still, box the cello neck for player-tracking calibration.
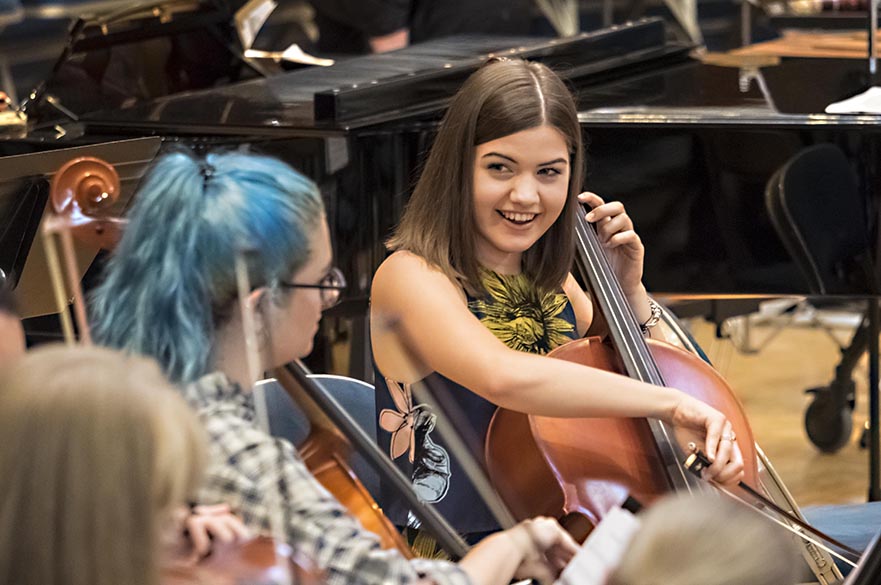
[573,209,662,385]
[275,361,471,560]
[573,207,703,493]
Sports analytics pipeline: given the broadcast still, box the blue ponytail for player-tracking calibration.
[90,150,324,384]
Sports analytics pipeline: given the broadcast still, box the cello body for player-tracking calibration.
[486,336,758,527]
[299,427,414,556]
[162,536,323,585]
[272,366,415,557]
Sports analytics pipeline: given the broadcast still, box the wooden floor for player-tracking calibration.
[686,302,873,507]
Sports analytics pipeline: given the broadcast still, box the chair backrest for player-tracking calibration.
[256,374,381,500]
[764,144,874,295]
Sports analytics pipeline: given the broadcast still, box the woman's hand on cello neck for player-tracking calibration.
[580,192,657,327]
[669,395,745,485]
[580,193,642,290]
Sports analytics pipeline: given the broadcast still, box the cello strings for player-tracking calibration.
[575,211,698,492]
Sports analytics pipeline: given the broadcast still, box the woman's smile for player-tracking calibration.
[497,210,539,225]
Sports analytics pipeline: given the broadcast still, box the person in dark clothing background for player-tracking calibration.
[309,0,537,55]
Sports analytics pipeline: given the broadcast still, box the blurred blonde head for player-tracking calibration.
[0,344,207,585]
[608,493,800,585]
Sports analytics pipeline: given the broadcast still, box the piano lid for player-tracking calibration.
[575,54,881,126]
[81,18,691,136]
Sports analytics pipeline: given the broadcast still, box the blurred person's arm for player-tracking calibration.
[310,0,411,51]
[368,27,409,52]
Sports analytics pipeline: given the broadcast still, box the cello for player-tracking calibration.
[485,204,852,583]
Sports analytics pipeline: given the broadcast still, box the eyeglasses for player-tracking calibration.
[279,267,347,310]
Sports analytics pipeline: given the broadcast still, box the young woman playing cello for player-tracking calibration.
[370,58,745,545]
[90,149,579,585]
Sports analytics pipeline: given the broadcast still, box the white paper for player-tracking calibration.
[234,0,277,51]
[555,507,642,585]
[825,86,881,114]
[244,44,334,67]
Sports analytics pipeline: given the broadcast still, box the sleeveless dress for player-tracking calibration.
[374,270,579,541]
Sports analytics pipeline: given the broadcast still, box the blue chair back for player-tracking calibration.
[257,374,380,500]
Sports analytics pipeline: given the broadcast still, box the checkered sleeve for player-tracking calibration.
[195,406,472,585]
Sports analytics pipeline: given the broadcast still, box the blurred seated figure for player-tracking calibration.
[608,493,800,585]
[308,0,538,55]
[0,344,247,585]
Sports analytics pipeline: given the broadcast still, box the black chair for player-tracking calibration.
[765,143,878,453]
[258,374,381,500]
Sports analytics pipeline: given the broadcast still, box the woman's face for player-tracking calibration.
[266,218,333,365]
[471,125,570,274]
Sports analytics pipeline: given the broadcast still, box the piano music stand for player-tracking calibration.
[19,0,260,126]
[0,137,160,320]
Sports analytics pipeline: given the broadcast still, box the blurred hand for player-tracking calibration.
[508,517,579,584]
[183,503,252,563]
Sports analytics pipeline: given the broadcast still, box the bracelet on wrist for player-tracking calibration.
[640,298,662,335]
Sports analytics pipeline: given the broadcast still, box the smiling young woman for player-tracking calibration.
[370,58,745,550]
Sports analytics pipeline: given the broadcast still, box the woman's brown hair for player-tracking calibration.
[0,345,207,585]
[387,58,584,295]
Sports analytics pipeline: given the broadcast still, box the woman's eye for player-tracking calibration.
[538,167,561,177]
[487,163,510,173]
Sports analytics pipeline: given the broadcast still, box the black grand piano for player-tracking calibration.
[4,17,880,365]
[4,14,881,583]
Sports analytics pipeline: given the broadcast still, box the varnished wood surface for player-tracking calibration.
[731,30,881,59]
[688,312,871,507]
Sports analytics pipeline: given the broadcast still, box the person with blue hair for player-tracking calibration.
[90,148,580,585]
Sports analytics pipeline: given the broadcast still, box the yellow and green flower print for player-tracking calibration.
[468,270,575,354]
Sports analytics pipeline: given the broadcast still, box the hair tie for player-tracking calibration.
[200,162,214,188]
[484,55,511,66]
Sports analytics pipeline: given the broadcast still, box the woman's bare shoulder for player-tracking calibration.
[374,250,454,289]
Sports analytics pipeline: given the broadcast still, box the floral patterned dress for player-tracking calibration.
[373,270,579,543]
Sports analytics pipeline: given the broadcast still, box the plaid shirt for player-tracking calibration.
[183,372,471,585]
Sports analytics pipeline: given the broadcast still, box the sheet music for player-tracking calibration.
[825,86,881,114]
[234,0,277,50]
[555,507,641,585]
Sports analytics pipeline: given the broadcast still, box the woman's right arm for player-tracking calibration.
[370,251,742,484]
